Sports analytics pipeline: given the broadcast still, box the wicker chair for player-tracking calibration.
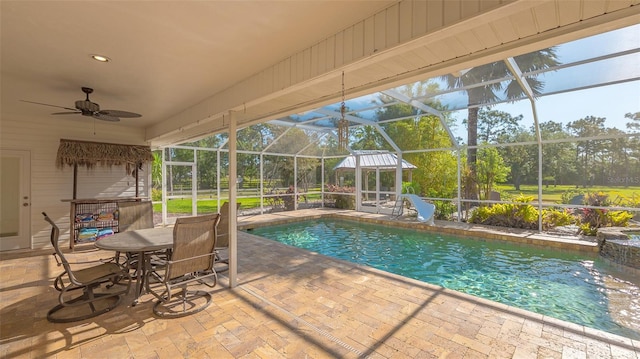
[214,202,240,272]
[42,212,131,323]
[145,213,220,318]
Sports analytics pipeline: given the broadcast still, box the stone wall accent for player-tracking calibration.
[597,227,640,270]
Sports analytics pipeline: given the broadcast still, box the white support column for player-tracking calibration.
[321,158,325,207]
[216,149,221,210]
[260,153,264,214]
[355,154,361,211]
[456,150,462,222]
[395,152,402,199]
[192,150,197,215]
[228,111,238,288]
[375,168,380,213]
[294,156,298,210]
[161,149,167,225]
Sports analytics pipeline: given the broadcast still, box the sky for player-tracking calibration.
[484,80,640,134]
[442,23,640,141]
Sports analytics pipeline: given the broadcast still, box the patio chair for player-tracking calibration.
[145,213,220,318]
[214,202,240,272]
[118,200,154,232]
[116,200,155,270]
[42,212,131,323]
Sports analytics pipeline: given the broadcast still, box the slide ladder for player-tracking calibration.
[392,197,404,217]
[400,194,435,225]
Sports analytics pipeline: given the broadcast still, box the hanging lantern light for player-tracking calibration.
[337,71,349,150]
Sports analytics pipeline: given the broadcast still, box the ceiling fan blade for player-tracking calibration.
[52,111,81,115]
[93,113,120,122]
[99,109,141,118]
[21,100,77,112]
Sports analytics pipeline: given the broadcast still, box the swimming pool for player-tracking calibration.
[248,218,640,340]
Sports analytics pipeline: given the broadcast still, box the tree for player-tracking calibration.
[538,121,575,186]
[566,116,607,187]
[236,124,273,187]
[151,151,162,189]
[441,48,559,197]
[351,125,385,150]
[183,135,225,191]
[477,108,523,144]
[625,112,640,132]
[476,147,510,199]
[497,128,537,190]
[372,84,459,198]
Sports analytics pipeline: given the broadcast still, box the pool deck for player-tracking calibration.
[1,209,639,358]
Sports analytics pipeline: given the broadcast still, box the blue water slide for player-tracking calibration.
[401,194,435,224]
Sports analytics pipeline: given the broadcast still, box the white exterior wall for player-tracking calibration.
[1,114,149,249]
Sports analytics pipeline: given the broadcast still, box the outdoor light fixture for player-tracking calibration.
[337,71,349,150]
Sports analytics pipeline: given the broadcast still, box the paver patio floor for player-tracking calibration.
[1,210,639,358]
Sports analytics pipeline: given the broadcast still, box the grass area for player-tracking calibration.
[153,193,322,214]
[154,198,258,214]
[494,184,640,204]
[154,186,640,214]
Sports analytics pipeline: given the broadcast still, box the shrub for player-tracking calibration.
[334,194,355,209]
[469,206,492,223]
[402,181,421,195]
[542,208,574,228]
[469,194,538,230]
[613,193,640,208]
[606,210,633,227]
[574,192,634,235]
[325,184,355,210]
[151,188,162,201]
[561,189,584,204]
[433,200,456,220]
[584,192,610,207]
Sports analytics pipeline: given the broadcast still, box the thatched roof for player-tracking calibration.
[56,139,153,174]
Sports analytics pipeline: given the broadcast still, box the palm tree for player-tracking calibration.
[152,151,162,189]
[442,48,559,198]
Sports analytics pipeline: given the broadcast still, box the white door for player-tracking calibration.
[0,149,31,250]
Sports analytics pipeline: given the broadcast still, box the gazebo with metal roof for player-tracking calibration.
[332,150,417,211]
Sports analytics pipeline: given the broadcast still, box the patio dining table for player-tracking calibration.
[95,227,173,305]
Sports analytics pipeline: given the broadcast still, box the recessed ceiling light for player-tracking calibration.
[90,54,110,62]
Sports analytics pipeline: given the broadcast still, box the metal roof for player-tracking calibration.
[334,151,416,171]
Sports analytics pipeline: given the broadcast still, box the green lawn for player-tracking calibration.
[154,185,640,214]
[153,193,322,214]
[154,198,258,214]
[494,184,640,204]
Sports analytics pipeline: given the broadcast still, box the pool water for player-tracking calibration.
[248,219,640,340]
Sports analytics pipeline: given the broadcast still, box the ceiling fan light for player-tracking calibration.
[90,54,110,62]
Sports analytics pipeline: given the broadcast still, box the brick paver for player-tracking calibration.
[1,210,638,358]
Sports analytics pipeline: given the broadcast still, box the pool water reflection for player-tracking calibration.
[249,219,640,340]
